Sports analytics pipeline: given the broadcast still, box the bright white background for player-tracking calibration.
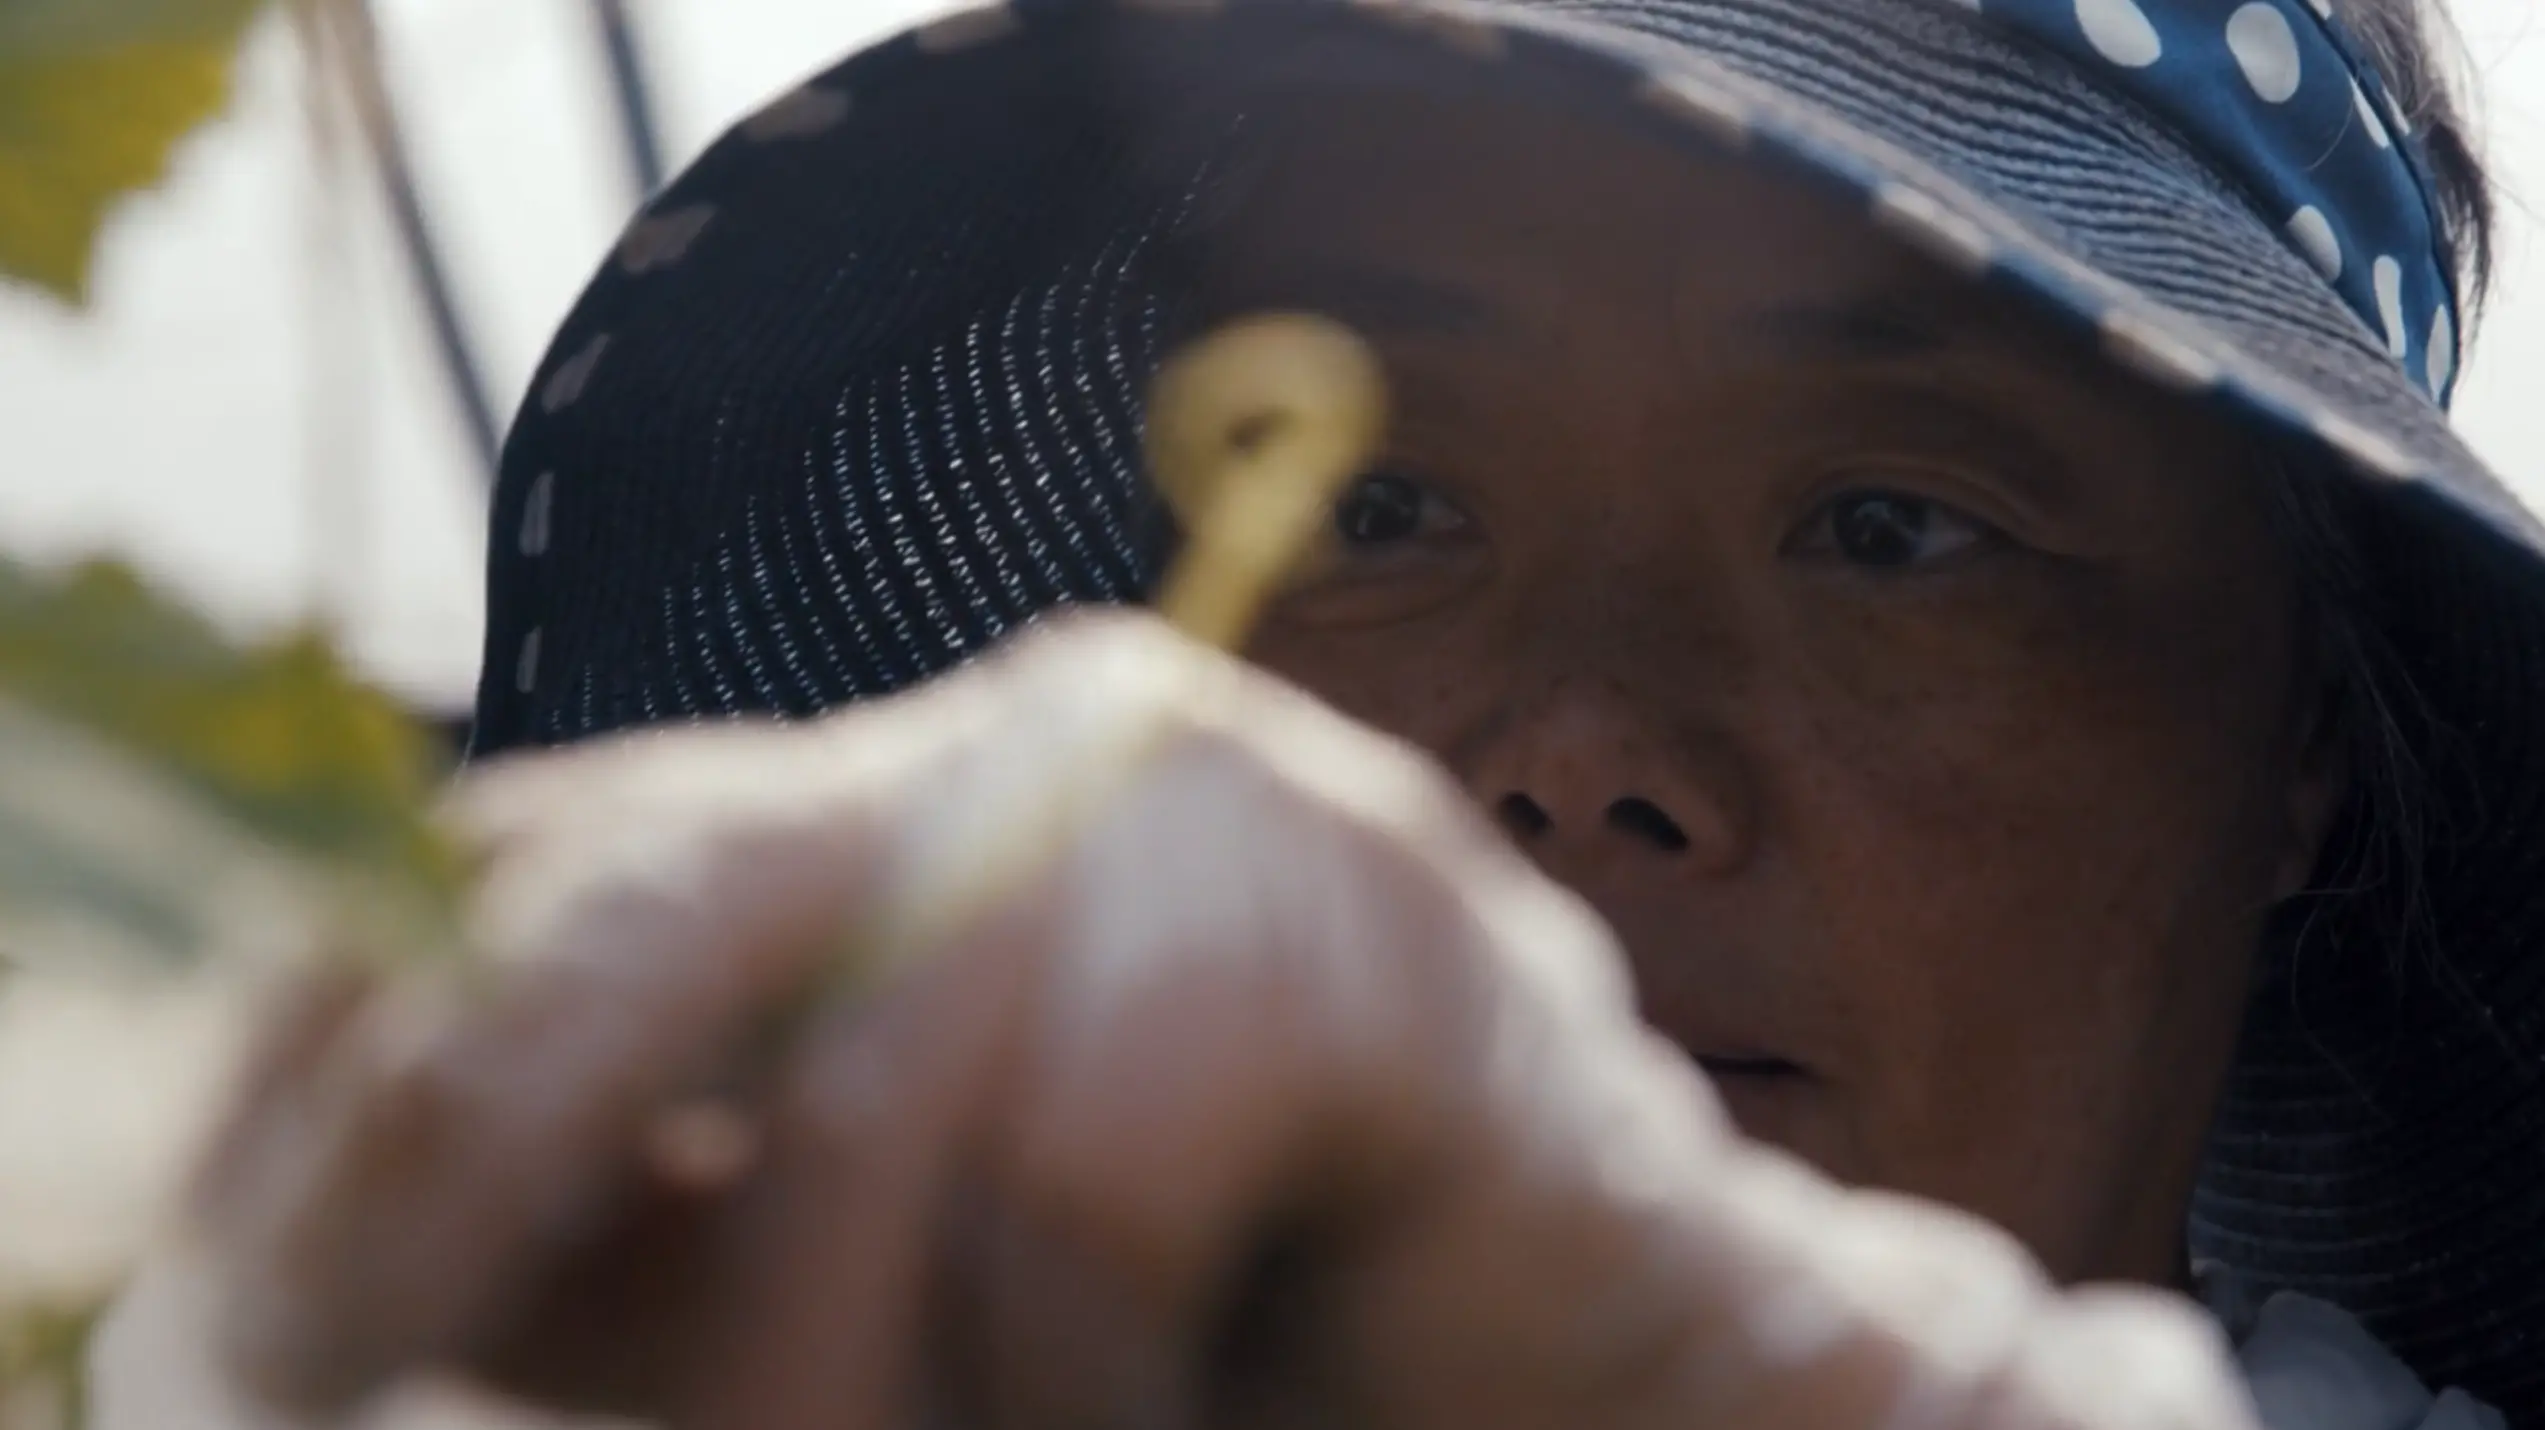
[1,0,2539,709]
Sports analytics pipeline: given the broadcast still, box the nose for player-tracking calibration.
[1463,684,1756,874]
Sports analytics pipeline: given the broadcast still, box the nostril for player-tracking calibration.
[1497,792,1553,839]
[1606,797,1690,853]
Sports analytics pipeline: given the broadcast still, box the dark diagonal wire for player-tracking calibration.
[321,0,504,483]
[589,0,668,199]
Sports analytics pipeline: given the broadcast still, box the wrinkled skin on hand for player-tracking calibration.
[183,613,2259,1430]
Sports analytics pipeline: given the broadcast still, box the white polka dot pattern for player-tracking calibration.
[2352,80,2393,149]
[2309,409,2419,482]
[1353,0,1511,58]
[1637,71,1756,147]
[520,471,556,557]
[2101,307,2223,391]
[1974,0,2460,403]
[2226,3,2301,103]
[1871,182,1998,274]
[914,5,1022,51]
[617,204,717,275]
[2289,205,2342,280]
[2375,254,2407,357]
[2076,0,2162,67]
[514,628,543,695]
[741,85,852,141]
[541,334,612,414]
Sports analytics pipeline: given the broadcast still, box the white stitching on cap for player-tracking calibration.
[515,627,543,695]
[540,334,611,414]
[2427,304,2456,399]
[1870,183,1997,277]
[618,204,717,275]
[2099,308,2224,392]
[741,85,851,141]
[914,4,1022,52]
[2309,409,2420,483]
[1635,71,1754,150]
[520,471,556,557]
[1346,0,1508,59]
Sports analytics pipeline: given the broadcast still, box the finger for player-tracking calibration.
[663,614,1257,1429]
[435,608,1166,887]
[213,615,1225,1412]
[962,917,1399,1430]
[189,963,374,1224]
[210,738,916,1414]
[460,1114,749,1417]
[678,892,1046,1430]
[1969,1286,2258,1430]
[641,1097,766,1196]
[1694,1181,2047,1430]
[952,702,1643,1430]
[1316,1046,1881,1430]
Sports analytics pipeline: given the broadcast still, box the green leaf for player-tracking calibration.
[0,0,269,52]
[0,559,465,970]
[0,0,268,303]
[0,1292,104,1428]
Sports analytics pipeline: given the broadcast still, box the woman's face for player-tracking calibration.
[1216,90,2349,1285]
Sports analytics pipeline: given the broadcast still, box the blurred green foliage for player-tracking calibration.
[0,1299,102,1428]
[0,0,269,302]
[0,0,467,961]
[0,6,467,1419]
[0,560,465,970]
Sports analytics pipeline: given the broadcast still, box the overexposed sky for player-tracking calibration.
[2,0,2541,708]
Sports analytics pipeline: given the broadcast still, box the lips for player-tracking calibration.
[1691,1053,1807,1079]
[1685,1052,1815,1147]
[1593,913,1816,1126]
[1622,959,1809,1086]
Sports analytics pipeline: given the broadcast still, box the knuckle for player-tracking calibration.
[1783,1191,2049,1430]
[1979,1286,2256,1430]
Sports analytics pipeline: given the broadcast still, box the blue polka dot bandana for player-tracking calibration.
[1964,0,2461,402]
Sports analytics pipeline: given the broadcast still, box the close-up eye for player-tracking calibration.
[1272,465,1486,628]
[1334,470,1468,548]
[1792,490,2003,571]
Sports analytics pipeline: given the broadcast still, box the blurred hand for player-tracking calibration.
[171,612,2257,1430]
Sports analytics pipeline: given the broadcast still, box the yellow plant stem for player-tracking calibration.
[836,312,1389,993]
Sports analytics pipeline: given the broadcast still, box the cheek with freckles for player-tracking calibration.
[1738,552,2299,1261]
[1250,622,1506,765]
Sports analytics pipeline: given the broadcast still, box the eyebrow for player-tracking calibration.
[1733,295,1971,365]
